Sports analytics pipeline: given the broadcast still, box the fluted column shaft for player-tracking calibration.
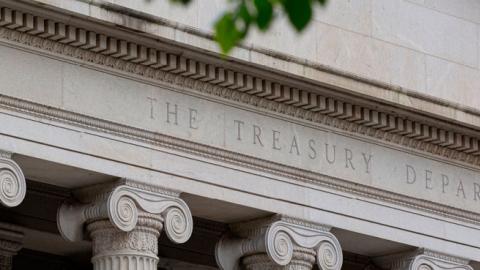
[57,179,193,270]
[0,255,12,270]
[88,212,163,270]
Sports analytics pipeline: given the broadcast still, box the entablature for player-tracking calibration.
[0,0,479,249]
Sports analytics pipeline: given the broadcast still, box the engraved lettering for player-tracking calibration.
[272,130,281,150]
[289,136,300,155]
[140,96,480,208]
[456,180,466,199]
[475,183,480,201]
[147,97,157,119]
[325,144,336,164]
[166,102,178,125]
[253,125,264,147]
[406,165,416,184]
[308,139,317,160]
[362,153,373,174]
[441,174,449,193]
[425,170,433,190]
[234,120,244,141]
[189,108,198,129]
[345,148,355,170]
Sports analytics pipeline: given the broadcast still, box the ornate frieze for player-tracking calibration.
[375,249,473,270]
[0,222,24,270]
[57,179,193,270]
[0,151,26,208]
[215,215,343,270]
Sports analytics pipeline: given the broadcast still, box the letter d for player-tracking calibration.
[406,165,416,184]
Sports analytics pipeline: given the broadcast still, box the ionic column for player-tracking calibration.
[0,151,26,208]
[375,249,473,270]
[57,179,193,270]
[0,222,24,270]
[215,215,343,270]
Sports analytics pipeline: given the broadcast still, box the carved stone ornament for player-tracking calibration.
[0,5,479,170]
[215,215,343,270]
[0,6,479,227]
[0,151,26,208]
[374,249,473,270]
[57,179,193,270]
[0,222,24,270]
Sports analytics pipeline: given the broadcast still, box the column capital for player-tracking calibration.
[375,249,473,270]
[0,151,26,208]
[215,215,343,270]
[58,178,193,244]
[57,179,193,270]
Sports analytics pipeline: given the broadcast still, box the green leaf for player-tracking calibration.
[317,0,327,5]
[237,2,253,37]
[214,13,243,54]
[253,0,273,31]
[282,0,312,31]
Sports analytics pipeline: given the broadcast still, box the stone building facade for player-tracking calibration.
[0,0,479,269]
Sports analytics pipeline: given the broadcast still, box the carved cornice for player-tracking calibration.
[57,179,193,244]
[0,6,478,167]
[375,249,472,270]
[215,215,343,270]
[0,6,479,226]
[0,151,26,208]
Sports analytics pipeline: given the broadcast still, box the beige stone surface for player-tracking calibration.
[425,56,480,109]
[17,0,480,127]
[0,45,63,107]
[311,22,427,92]
[372,0,478,68]
[412,0,480,23]
[314,0,372,35]
[247,16,427,92]
[2,46,480,215]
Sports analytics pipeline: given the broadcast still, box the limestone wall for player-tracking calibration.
[66,0,479,110]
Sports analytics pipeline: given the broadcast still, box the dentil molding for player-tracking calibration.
[0,4,479,227]
[215,215,343,270]
[0,150,26,208]
[0,5,478,169]
[375,249,473,270]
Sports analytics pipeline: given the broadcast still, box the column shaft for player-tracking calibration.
[0,222,24,270]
